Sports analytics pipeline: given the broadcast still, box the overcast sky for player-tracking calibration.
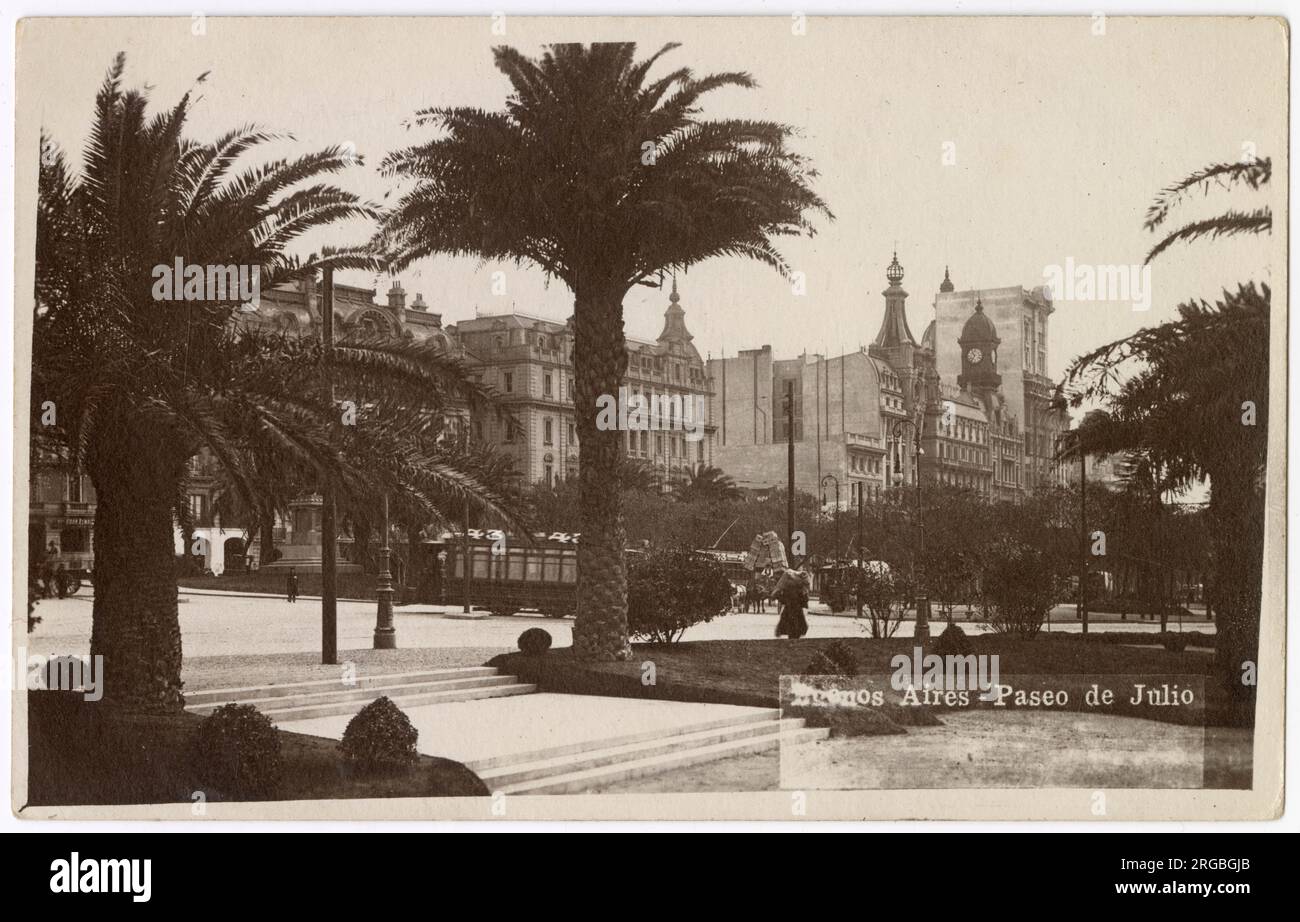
[18,15,1284,381]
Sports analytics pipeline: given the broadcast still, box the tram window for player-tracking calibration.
[472,551,490,579]
[525,555,543,581]
[542,552,561,582]
[560,556,577,583]
[507,552,525,581]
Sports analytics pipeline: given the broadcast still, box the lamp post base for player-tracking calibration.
[915,595,931,643]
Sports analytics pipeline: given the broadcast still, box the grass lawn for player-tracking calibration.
[489,633,1249,729]
[24,691,486,807]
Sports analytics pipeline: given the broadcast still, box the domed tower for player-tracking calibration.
[869,251,924,411]
[957,293,1002,391]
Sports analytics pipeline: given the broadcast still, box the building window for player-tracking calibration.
[188,493,205,521]
[504,421,515,444]
[544,372,553,398]
[697,441,704,462]
[66,473,82,503]
[504,371,514,393]
[568,422,575,444]
[544,463,554,487]
[656,434,664,456]
[567,380,574,401]
[544,419,553,446]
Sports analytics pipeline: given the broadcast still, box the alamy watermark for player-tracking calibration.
[151,258,260,309]
[595,386,707,441]
[1043,256,1151,311]
[16,647,103,701]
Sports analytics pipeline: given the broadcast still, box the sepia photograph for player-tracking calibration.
[8,10,1288,828]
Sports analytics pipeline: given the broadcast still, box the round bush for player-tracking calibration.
[518,627,552,656]
[339,696,419,775]
[1162,632,1188,653]
[934,623,974,657]
[802,652,839,676]
[190,703,282,800]
[823,640,860,675]
[627,548,733,643]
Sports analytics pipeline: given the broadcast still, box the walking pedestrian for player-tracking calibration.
[775,568,810,639]
[286,567,299,603]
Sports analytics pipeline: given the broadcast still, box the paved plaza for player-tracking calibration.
[27,589,1214,664]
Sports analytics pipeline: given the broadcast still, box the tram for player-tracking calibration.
[414,529,579,618]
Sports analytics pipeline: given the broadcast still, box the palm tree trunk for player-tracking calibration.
[571,284,632,661]
[1208,469,1263,705]
[88,430,186,713]
[258,506,277,565]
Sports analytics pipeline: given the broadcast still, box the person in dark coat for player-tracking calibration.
[286,567,299,603]
[775,569,810,639]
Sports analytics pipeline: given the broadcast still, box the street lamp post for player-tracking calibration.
[890,416,929,643]
[373,492,397,649]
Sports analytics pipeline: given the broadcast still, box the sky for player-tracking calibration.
[16,15,1286,383]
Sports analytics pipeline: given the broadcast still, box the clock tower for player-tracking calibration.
[957,293,1002,391]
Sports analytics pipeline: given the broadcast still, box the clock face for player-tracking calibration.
[966,347,983,364]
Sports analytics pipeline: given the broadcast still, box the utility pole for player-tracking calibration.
[856,489,864,619]
[1079,449,1088,634]
[462,425,472,615]
[321,266,338,665]
[785,379,795,565]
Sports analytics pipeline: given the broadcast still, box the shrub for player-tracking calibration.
[1162,632,1188,653]
[339,697,419,775]
[518,627,552,656]
[803,652,839,676]
[627,548,733,643]
[190,704,282,800]
[934,622,974,657]
[980,536,1069,639]
[823,639,860,675]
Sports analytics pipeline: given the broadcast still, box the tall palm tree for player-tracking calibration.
[34,56,520,712]
[378,42,830,659]
[1062,156,1271,699]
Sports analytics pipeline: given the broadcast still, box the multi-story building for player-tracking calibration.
[711,254,1069,505]
[28,468,96,578]
[453,278,715,488]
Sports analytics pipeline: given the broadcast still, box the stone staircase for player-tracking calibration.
[187,671,829,794]
[467,708,828,795]
[184,666,536,722]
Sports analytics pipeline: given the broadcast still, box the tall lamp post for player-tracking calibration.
[320,265,338,665]
[890,416,929,643]
[373,493,397,648]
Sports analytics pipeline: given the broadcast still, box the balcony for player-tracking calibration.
[845,432,883,449]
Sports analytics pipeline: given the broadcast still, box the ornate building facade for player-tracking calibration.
[709,254,1069,505]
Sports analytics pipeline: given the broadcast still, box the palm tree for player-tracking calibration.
[34,56,520,712]
[677,465,742,504]
[1062,156,1271,700]
[377,42,830,659]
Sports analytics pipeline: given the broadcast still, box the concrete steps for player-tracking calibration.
[185,667,535,721]
[472,710,829,795]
